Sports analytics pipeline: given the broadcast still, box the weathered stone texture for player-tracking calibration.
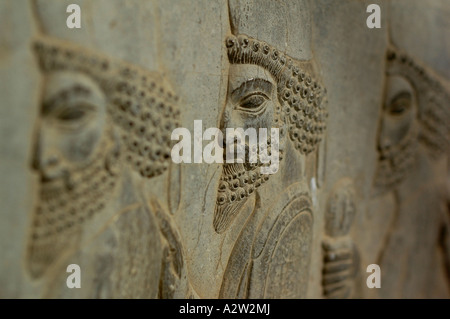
[0,0,449,298]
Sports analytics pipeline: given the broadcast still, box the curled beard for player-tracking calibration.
[373,124,418,193]
[27,137,119,279]
[213,140,282,233]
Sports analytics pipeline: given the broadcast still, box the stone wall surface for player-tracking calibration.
[0,0,449,298]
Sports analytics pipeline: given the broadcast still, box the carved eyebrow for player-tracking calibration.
[391,91,412,102]
[231,78,273,103]
[42,84,92,115]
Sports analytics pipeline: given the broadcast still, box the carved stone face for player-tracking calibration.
[34,71,108,181]
[374,47,450,192]
[214,34,327,234]
[374,74,418,190]
[28,36,181,279]
[222,64,280,135]
[214,64,284,233]
[28,71,119,279]
[379,75,417,154]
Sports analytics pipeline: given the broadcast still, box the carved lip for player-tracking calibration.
[39,170,72,193]
[40,174,59,183]
[39,165,70,183]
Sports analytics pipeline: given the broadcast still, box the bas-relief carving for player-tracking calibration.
[3,1,447,299]
[217,34,328,298]
[219,183,314,298]
[27,36,192,298]
[215,34,327,233]
[372,45,450,297]
[374,46,450,192]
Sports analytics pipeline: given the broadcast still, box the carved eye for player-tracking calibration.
[388,92,411,115]
[57,108,86,121]
[54,103,95,129]
[237,93,268,113]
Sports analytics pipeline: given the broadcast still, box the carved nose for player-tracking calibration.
[31,139,60,172]
[33,154,59,172]
[378,136,392,151]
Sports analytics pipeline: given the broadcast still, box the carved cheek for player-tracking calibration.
[61,123,104,164]
[380,113,413,149]
[260,101,275,128]
[239,100,275,131]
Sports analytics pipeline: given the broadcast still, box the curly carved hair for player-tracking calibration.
[33,36,180,179]
[225,34,328,155]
